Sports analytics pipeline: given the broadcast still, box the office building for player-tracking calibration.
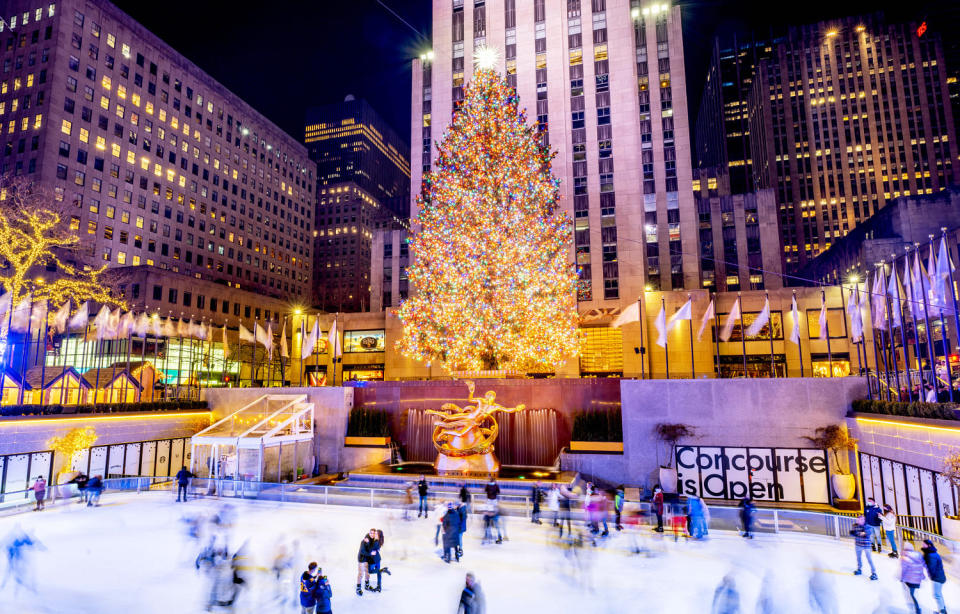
[0,0,315,317]
[411,0,700,309]
[748,14,959,274]
[369,228,409,312]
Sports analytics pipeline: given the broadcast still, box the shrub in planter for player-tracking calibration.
[346,407,390,438]
[571,408,622,442]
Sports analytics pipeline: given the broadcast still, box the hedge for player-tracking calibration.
[346,407,391,437]
[571,408,623,442]
[0,399,209,417]
[850,398,959,420]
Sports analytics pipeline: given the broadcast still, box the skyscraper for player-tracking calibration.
[747,14,959,274]
[410,0,699,308]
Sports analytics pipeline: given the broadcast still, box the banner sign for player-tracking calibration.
[676,445,830,503]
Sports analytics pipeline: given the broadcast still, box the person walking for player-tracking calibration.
[921,539,947,614]
[442,503,461,563]
[900,541,926,614]
[546,484,560,526]
[864,498,883,551]
[850,516,878,580]
[881,504,898,557]
[175,465,193,503]
[652,485,664,532]
[417,475,429,518]
[31,476,46,511]
[739,497,755,539]
[457,572,485,614]
[531,482,543,524]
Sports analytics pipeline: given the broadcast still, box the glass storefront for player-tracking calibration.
[342,364,385,382]
[717,354,786,378]
[580,327,623,376]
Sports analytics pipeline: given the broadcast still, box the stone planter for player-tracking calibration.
[344,436,391,447]
[569,441,624,453]
[831,473,857,500]
[658,467,679,493]
[941,516,960,542]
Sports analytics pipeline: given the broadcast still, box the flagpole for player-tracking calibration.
[872,270,892,397]
[152,314,159,402]
[892,263,913,402]
[333,313,340,386]
[0,293,14,405]
[78,319,89,407]
[854,282,871,399]
[738,292,747,378]
[299,316,305,387]
[764,293,775,377]
[711,293,720,378]
[916,243,938,394]
[93,310,105,407]
[904,248,924,398]
[822,289,834,378]
[637,293,646,380]
[882,263,902,401]
[37,301,49,405]
[687,294,695,379]
[943,229,960,371]
[16,300,33,405]
[139,315,147,402]
[841,284,863,386]
[795,291,805,378]
[941,309,955,402]
[267,318,274,389]
[865,276,888,399]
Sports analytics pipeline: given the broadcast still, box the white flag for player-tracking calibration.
[0,291,11,320]
[238,323,255,343]
[720,297,740,342]
[280,320,289,359]
[789,295,801,345]
[162,318,177,338]
[612,302,640,328]
[221,324,231,359]
[50,301,70,334]
[933,237,955,314]
[28,300,48,335]
[872,272,888,331]
[847,287,863,343]
[68,302,89,331]
[193,320,208,340]
[696,300,715,342]
[255,321,274,359]
[176,317,190,338]
[887,268,903,329]
[93,305,112,340]
[151,315,163,338]
[745,297,770,338]
[301,317,319,360]
[903,257,915,317]
[9,295,31,333]
[107,308,122,339]
[117,311,135,338]
[818,296,829,341]
[328,318,342,358]
[133,312,150,338]
[912,252,930,319]
[654,305,668,348]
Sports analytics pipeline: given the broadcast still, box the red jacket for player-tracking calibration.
[653,491,664,514]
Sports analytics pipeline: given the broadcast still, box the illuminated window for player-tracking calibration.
[117,251,126,264]
[60,119,71,135]
[25,74,33,87]
[131,93,140,107]
[95,135,105,150]
[99,95,108,109]
[145,101,153,114]
[121,43,130,58]
[116,84,125,99]
[33,114,41,129]
[106,33,115,48]
[111,143,120,157]
[126,150,135,164]
[132,255,141,266]
[101,75,111,90]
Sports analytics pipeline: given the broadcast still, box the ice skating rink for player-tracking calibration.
[1,492,958,613]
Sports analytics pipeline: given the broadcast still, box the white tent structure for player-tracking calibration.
[190,394,315,483]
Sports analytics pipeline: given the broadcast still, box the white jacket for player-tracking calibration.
[546,488,560,510]
[881,511,897,531]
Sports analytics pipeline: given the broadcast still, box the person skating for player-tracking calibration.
[484,478,500,500]
[417,475,429,518]
[687,495,709,539]
[403,482,415,521]
[31,476,45,511]
[70,472,89,504]
[314,569,333,614]
[900,541,926,614]
[175,465,193,502]
[557,484,573,537]
[442,502,462,563]
[457,572,485,614]
[366,529,390,592]
[546,484,560,526]
[739,497,755,539]
[921,539,948,614]
[613,486,624,531]
[652,485,664,532]
[881,504,898,557]
[456,501,468,558]
[531,482,543,524]
[711,573,740,614]
[86,475,103,506]
[850,516,878,580]
[864,497,883,551]
[459,483,470,509]
[356,528,382,595]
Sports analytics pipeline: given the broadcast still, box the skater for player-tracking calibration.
[459,483,471,508]
[31,476,46,511]
[711,573,740,614]
[368,529,390,592]
[442,503,461,562]
[613,486,624,531]
[547,483,560,526]
[70,472,89,504]
[881,504,898,557]
[403,482,415,521]
[921,539,947,614]
[456,500,468,557]
[417,475,429,518]
[271,543,294,606]
[652,485,664,532]
[300,562,323,613]
[850,516,878,580]
[457,572,485,614]
[484,477,500,500]
[864,497,883,551]
[356,528,387,595]
[1,527,44,595]
[900,541,926,614]
[531,482,543,524]
[481,500,500,545]
[739,497,755,538]
[687,494,709,539]
[558,484,574,537]
[175,465,193,502]
[597,489,610,536]
[86,474,103,506]
[315,569,333,614]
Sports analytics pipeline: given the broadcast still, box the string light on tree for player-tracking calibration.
[396,67,579,373]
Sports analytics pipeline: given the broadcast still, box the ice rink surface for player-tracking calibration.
[1,492,958,613]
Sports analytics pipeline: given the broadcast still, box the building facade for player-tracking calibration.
[314,182,406,313]
[369,228,409,312]
[0,0,314,313]
[748,14,959,275]
[411,0,699,312]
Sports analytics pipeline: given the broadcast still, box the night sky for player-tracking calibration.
[111,0,951,152]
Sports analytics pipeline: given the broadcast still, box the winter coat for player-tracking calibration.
[864,503,883,527]
[484,482,500,499]
[850,524,871,548]
[418,479,428,497]
[546,488,560,511]
[357,536,381,563]
[653,490,664,515]
[86,476,103,492]
[457,504,467,529]
[900,550,926,585]
[314,577,333,613]
[442,510,461,546]
[881,511,896,532]
[922,545,947,583]
[176,468,192,486]
[614,489,624,512]
[459,486,470,503]
[531,486,542,510]
[32,479,46,494]
[299,571,319,607]
[458,582,486,614]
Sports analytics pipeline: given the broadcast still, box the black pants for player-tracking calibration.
[178,484,187,501]
[905,582,920,614]
[655,511,663,531]
[418,495,428,514]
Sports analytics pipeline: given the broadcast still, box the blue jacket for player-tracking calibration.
[315,577,333,612]
[176,469,192,486]
[922,546,947,583]
[300,572,319,607]
[864,504,882,526]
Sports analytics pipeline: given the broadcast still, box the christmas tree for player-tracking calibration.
[397,66,579,373]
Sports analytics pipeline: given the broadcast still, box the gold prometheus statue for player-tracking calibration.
[427,380,525,475]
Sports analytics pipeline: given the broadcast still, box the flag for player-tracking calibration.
[872,271,888,331]
[745,297,770,338]
[789,295,801,345]
[9,295,31,333]
[932,237,956,313]
[912,252,930,319]
[612,302,640,328]
[280,320,289,359]
[194,321,208,340]
[161,317,177,338]
[301,317,319,360]
[847,288,863,343]
[818,295,829,341]
[887,267,903,329]
[653,305,668,348]
[133,313,150,338]
[150,315,163,338]
[696,299,715,342]
[0,291,11,320]
[176,317,190,338]
[720,297,740,342]
[238,323,254,343]
[117,311,135,338]
[93,305,112,340]
[28,300,47,336]
[903,257,915,317]
[255,321,274,358]
[107,308,122,339]
[328,318,341,358]
[50,301,70,334]
[68,302,89,331]
[221,324,230,359]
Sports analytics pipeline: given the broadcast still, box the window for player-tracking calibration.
[343,329,386,353]
[168,288,178,303]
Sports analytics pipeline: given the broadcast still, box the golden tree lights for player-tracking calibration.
[397,69,579,372]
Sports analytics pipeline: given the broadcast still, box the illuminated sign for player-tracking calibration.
[917,21,927,38]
